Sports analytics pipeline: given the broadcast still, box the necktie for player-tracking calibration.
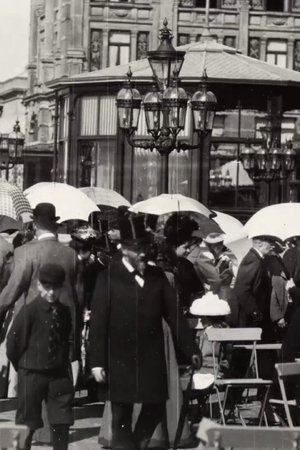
[48,303,61,362]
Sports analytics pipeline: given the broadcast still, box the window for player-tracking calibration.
[195,0,218,6]
[266,40,287,68]
[109,32,130,66]
[266,0,284,11]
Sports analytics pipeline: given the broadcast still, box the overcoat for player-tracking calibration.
[89,258,198,403]
[234,248,272,333]
[0,236,81,351]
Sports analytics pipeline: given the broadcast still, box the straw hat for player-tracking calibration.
[190,292,231,317]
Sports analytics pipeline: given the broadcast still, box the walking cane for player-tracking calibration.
[173,366,195,450]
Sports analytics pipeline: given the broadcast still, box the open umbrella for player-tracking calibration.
[244,203,300,241]
[24,182,100,223]
[130,194,213,217]
[0,180,31,221]
[79,187,131,208]
[213,210,247,243]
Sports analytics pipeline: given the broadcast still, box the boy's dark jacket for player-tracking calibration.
[6,295,72,372]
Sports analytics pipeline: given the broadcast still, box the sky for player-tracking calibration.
[0,0,31,81]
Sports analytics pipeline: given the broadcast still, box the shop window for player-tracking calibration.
[266,40,287,68]
[195,0,218,6]
[108,31,130,67]
[265,0,284,11]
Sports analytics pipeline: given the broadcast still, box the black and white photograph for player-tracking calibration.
[1,0,300,449]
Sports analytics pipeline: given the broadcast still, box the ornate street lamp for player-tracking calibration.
[116,19,217,196]
[241,135,295,182]
[0,120,25,180]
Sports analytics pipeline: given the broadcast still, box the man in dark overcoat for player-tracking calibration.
[233,235,276,379]
[89,214,201,450]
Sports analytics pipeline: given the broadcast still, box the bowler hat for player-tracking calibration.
[39,263,65,286]
[119,214,147,245]
[31,203,60,223]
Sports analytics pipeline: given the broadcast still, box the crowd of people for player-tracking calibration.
[0,203,299,450]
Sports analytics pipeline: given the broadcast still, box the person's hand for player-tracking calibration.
[91,367,106,383]
[277,318,287,329]
[251,310,263,325]
[191,353,202,371]
[286,278,295,291]
[176,244,188,257]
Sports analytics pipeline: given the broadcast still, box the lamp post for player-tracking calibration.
[116,19,217,199]
[240,118,296,204]
[0,120,25,181]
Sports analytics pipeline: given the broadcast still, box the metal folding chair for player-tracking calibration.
[198,424,300,449]
[0,424,29,449]
[206,327,272,425]
[265,362,300,427]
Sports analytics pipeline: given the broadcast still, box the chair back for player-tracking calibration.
[276,362,300,378]
[0,424,29,449]
[274,362,300,427]
[206,327,262,342]
[205,426,300,449]
[206,327,262,378]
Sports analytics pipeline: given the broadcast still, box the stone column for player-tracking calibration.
[67,0,85,75]
[288,38,294,70]
[60,0,71,76]
[102,29,109,69]
[131,31,137,62]
[260,37,267,61]
[238,0,250,55]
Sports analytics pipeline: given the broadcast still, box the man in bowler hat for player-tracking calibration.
[89,214,201,450]
[7,263,74,450]
[0,203,81,351]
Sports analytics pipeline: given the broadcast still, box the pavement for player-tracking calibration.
[0,392,267,450]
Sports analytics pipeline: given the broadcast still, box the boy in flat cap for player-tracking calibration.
[6,263,74,450]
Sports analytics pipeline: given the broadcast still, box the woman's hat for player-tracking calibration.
[71,225,100,243]
[190,292,231,317]
[204,232,225,245]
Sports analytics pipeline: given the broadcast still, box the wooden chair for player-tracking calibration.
[265,362,300,427]
[206,327,272,426]
[199,424,300,449]
[0,424,29,449]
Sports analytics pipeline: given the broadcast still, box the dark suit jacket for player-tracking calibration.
[234,248,271,328]
[6,295,72,372]
[0,236,81,354]
[89,258,199,403]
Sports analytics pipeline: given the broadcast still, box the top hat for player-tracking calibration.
[204,232,225,245]
[39,263,65,286]
[119,214,147,246]
[31,203,60,223]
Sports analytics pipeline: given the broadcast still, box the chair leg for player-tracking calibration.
[258,385,271,426]
[214,386,225,425]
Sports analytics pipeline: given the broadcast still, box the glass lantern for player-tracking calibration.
[268,139,283,174]
[283,141,296,173]
[190,73,217,132]
[116,69,142,131]
[143,83,163,135]
[162,77,188,133]
[147,19,185,90]
[241,146,256,172]
[8,120,24,159]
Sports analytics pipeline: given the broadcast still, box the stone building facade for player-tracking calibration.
[23,0,300,208]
